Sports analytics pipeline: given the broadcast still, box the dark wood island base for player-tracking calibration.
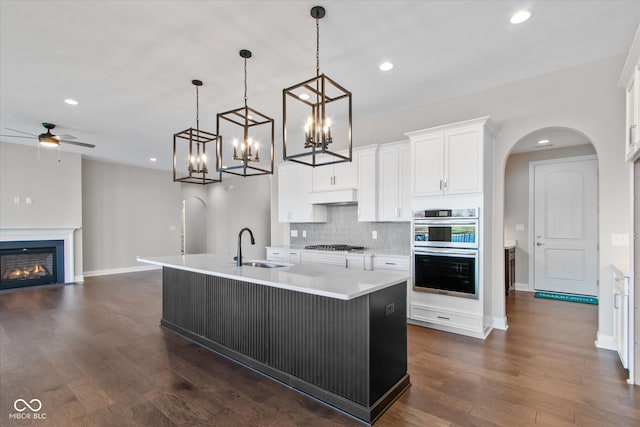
[160,267,410,424]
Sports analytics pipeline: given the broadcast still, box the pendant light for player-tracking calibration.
[216,49,274,177]
[173,79,221,185]
[283,6,352,167]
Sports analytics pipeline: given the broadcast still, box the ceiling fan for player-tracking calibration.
[0,123,95,148]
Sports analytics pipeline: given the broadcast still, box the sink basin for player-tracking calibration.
[243,261,287,268]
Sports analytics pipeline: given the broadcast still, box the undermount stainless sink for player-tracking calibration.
[243,261,286,268]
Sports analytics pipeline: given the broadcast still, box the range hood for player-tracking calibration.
[309,189,358,205]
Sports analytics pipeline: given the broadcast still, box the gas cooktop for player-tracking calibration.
[304,244,365,252]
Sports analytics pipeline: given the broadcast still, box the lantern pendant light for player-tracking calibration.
[216,49,274,177]
[282,5,352,167]
[173,79,221,185]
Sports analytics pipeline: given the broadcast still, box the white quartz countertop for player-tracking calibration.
[266,245,411,257]
[137,253,410,301]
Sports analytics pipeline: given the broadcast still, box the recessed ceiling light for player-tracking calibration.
[510,10,531,24]
[65,98,79,105]
[299,93,310,100]
[149,157,157,162]
[379,62,394,71]
[537,139,550,144]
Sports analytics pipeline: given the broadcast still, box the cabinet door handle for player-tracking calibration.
[439,179,443,190]
[385,262,397,265]
[614,293,619,309]
[630,125,637,146]
[437,315,450,320]
[443,178,447,190]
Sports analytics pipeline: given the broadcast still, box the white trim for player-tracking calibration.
[0,227,77,283]
[515,282,532,292]
[74,275,84,283]
[408,318,491,340]
[83,264,161,278]
[595,332,616,351]
[490,315,508,330]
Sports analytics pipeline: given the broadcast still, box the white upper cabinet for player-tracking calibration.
[356,146,377,221]
[407,117,494,197]
[277,164,327,223]
[620,27,640,161]
[311,152,358,191]
[377,141,411,221]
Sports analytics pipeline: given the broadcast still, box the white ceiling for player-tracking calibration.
[1,0,638,171]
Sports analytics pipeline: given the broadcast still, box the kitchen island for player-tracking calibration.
[137,253,410,424]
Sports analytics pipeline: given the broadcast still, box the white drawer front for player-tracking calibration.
[410,304,482,331]
[266,248,289,263]
[373,256,410,272]
[301,251,347,266]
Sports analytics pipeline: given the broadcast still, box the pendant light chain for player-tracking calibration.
[244,56,248,109]
[316,16,320,77]
[195,84,200,132]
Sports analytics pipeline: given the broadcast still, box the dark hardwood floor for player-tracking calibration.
[0,271,637,426]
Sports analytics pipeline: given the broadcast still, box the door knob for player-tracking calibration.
[536,242,544,246]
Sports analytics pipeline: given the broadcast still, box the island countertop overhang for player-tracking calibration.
[137,253,410,300]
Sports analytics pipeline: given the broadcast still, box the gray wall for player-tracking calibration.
[289,205,411,254]
[82,159,182,273]
[207,175,271,261]
[0,142,82,228]
[504,144,597,285]
[0,141,84,278]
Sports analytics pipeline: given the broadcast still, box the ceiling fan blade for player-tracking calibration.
[4,127,37,136]
[59,139,95,148]
[58,134,77,140]
[0,134,36,139]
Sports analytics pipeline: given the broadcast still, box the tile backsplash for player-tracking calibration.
[289,205,411,254]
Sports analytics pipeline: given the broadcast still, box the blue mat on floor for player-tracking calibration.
[534,291,598,305]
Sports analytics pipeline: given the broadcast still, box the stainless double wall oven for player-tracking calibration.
[413,208,479,299]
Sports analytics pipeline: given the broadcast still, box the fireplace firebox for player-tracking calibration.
[0,240,64,290]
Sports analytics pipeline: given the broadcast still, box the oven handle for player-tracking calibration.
[414,219,478,226]
[414,248,478,258]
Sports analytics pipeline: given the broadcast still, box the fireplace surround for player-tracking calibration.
[0,228,77,285]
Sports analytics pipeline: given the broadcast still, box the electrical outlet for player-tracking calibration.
[13,196,20,204]
[169,225,176,231]
[291,229,298,237]
[515,224,525,231]
[302,230,307,238]
[372,230,378,239]
[25,197,32,204]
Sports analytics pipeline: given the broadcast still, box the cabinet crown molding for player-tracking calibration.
[404,116,496,138]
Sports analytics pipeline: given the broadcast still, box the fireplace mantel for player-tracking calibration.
[0,228,78,283]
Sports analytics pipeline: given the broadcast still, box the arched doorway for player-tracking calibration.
[182,196,207,254]
[503,127,599,313]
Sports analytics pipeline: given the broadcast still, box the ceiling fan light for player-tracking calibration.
[39,134,59,147]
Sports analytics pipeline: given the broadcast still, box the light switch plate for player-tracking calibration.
[611,233,629,246]
[25,197,32,204]
[515,224,525,231]
[291,229,298,237]
[169,225,176,231]
[372,230,378,239]
[13,196,20,204]
[302,230,307,238]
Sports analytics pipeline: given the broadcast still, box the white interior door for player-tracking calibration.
[533,157,598,295]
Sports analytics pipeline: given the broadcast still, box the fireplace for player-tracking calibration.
[0,240,64,290]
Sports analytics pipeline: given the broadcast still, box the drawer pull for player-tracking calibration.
[385,262,397,265]
[437,315,450,320]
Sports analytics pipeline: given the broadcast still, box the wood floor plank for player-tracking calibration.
[0,271,637,426]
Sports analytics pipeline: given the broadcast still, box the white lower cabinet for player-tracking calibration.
[613,267,630,369]
[346,253,373,270]
[410,305,483,334]
[266,248,301,264]
[372,255,410,273]
[300,251,347,267]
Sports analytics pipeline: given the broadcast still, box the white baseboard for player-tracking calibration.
[595,332,616,351]
[491,315,509,331]
[74,275,84,283]
[83,264,161,278]
[408,317,490,340]
[515,282,532,292]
